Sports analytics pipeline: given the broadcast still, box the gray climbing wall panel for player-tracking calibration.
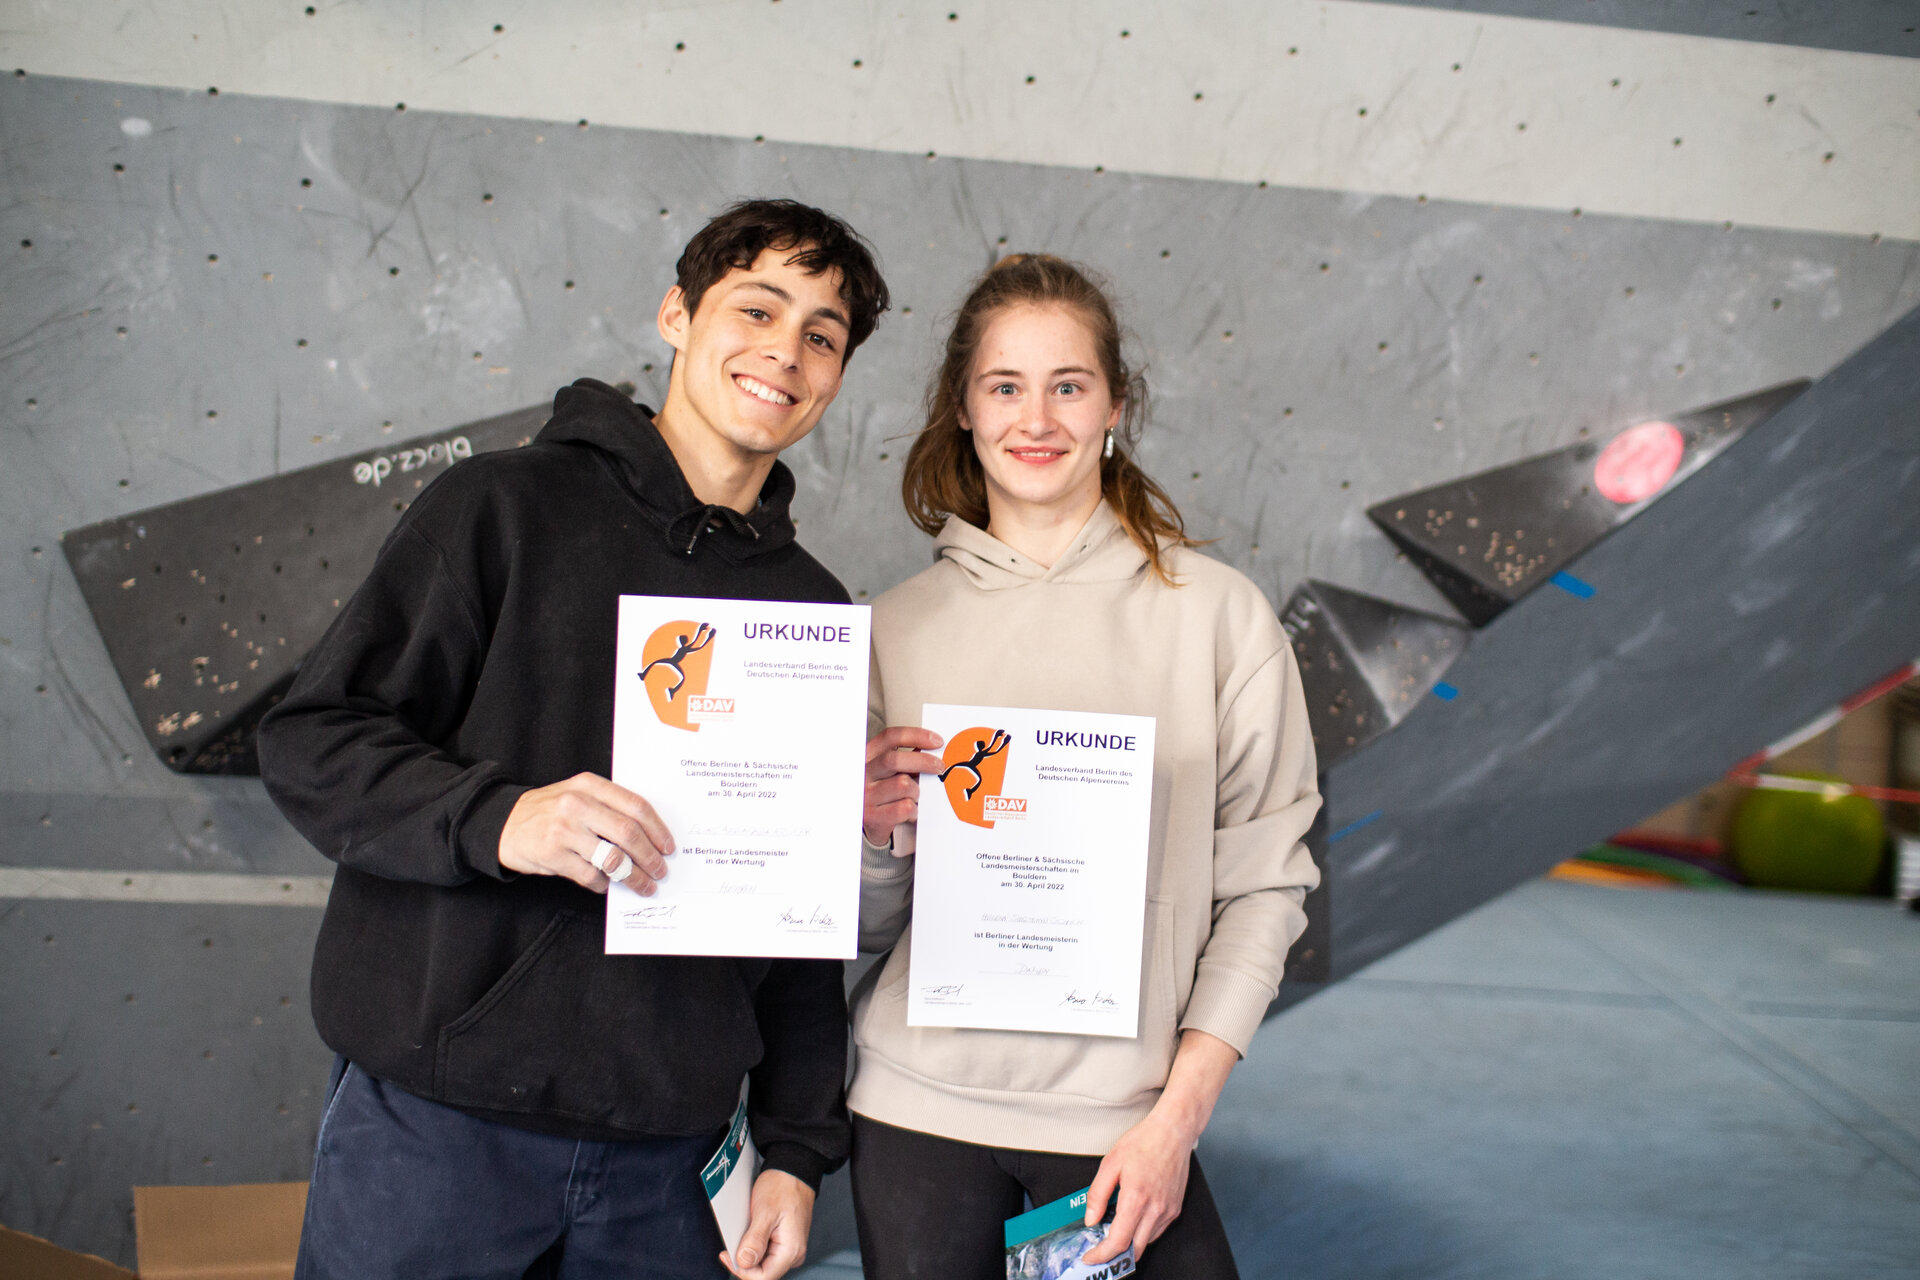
[2,900,327,1263]
[2,63,1917,1266]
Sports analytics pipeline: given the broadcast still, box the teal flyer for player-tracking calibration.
[1004,1187,1136,1280]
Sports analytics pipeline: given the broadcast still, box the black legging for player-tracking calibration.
[849,1113,1240,1279]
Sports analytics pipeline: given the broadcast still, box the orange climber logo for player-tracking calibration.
[939,727,1018,828]
[637,620,718,732]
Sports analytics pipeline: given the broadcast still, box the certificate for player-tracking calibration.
[606,594,870,959]
[907,704,1156,1037]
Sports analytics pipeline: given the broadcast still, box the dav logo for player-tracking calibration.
[982,795,1029,820]
[686,695,736,723]
[939,727,1012,829]
[637,620,718,733]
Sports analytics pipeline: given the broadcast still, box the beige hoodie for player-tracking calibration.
[848,503,1321,1155]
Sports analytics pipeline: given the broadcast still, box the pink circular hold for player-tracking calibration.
[1593,420,1685,504]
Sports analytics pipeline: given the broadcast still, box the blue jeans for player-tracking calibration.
[296,1058,730,1280]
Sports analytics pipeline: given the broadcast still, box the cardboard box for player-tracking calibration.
[133,1183,307,1280]
[0,1223,136,1279]
[1,1183,306,1279]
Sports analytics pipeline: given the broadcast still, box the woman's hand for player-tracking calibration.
[863,727,944,848]
[1078,1109,1195,1265]
[1081,1029,1239,1264]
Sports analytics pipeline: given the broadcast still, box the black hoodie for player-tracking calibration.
[258,379,851,1186]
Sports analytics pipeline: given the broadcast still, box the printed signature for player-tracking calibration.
[1060,989,1118,1008]
[922,984,966,997]
[778,905,837,928]
[626,904,679,921]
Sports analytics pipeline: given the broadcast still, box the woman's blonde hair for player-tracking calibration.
[900,254,1198,584]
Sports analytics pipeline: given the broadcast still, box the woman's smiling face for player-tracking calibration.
[962,303,1123,527]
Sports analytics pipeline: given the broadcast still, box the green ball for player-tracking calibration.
[1730,772,1885,894]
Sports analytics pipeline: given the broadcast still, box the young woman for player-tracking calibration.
[853,255,1322,1278]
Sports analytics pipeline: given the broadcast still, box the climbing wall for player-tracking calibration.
[1288,308,1920,998]
[2,0,1916,1265]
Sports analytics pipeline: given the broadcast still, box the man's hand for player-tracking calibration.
[720,1168,814,1280]
[497,773,673,895]
[863,727,944,849]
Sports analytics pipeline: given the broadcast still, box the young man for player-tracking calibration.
[258,200,890,1280]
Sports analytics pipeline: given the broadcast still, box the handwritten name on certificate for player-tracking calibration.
[908,704,1156,1038]
[606,595,870,959]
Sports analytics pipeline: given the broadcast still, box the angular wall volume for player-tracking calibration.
[1281,580,1469,768]
[1288,304,1920,1001]
[1367,383,1809,624]
[61,407,545,773]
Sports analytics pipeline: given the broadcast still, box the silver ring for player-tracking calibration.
[590,838,619,872]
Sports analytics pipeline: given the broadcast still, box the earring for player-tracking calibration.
[1103,429,1115,459]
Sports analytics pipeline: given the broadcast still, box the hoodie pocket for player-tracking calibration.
[434,912,572,1102]
[439,916,570,1043]
[433,911,761,1129]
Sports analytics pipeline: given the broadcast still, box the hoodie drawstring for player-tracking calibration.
[666,504,764,556]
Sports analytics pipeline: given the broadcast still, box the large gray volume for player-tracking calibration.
[1295,303,1920,998]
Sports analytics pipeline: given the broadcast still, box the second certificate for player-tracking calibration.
[908,703,1156,1038]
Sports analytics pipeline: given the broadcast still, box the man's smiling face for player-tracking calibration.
[655,247,852,470]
